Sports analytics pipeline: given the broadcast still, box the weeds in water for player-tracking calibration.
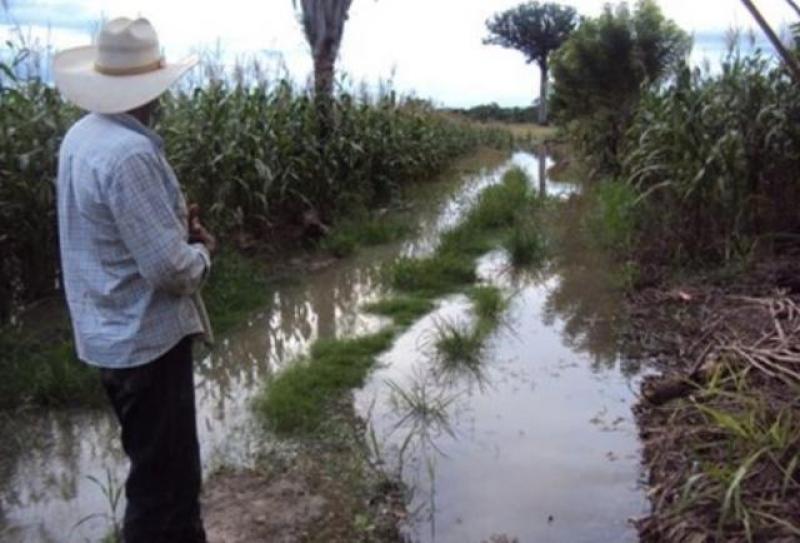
[432,319,486,371]
[468,285,506,324]
[387,253,476,295]
[364,296,435,328]
[467,167,531,230]
[72,469,123,543]
[504,214,546,268]
[322,216,413,257]
[258,167,539,436]
[386,373,457,473]
[254,330,396,435]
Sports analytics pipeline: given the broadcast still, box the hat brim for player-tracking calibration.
[53,46,198,114]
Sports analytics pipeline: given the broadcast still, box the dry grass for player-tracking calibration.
[628,267,800,542]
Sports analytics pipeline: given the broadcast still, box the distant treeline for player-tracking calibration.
[448,102,540,124]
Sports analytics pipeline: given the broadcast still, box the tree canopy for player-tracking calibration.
[550,0,691,169]
[484,2,577,69]
[484,2,578,124]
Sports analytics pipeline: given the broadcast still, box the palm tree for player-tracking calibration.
[292,0,353,98]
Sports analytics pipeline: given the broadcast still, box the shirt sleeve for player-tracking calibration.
[106,151,210,296]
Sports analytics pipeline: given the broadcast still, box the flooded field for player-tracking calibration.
[0,150,648,542]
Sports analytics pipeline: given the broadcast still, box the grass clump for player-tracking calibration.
[0,332,104,409]
[255,330,396,435]
[433,319,486,371]
[204,249,272,336]
[388,253,476,295]
[467,166,532,230]
[322,216,413,257]
[468,285,507,327]
[504,213,547,268]
[364,296,435,328]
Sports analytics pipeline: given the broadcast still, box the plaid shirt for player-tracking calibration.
[56,113,212,368]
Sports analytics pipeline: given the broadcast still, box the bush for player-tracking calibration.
[551,0,691,172]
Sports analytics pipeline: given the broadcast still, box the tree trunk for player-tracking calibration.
[538,60,549,125]
[313,52,335,98]
[740,0,800,83]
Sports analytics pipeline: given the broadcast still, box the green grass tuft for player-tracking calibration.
[468,285,507,326]
[322,216,413,257]
[364,296,435,328]
[466,166,532,230]
[254,330,396,435]
[433,319,486,371]
[202,249,272,336]
[387,253,476,295]
[0,332,104,409]
[504,213,547,268]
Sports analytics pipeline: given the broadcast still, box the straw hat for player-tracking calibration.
[53,17,198,114]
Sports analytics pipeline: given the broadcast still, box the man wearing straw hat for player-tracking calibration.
[54,17,213,543]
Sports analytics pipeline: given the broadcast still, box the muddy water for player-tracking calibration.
[0,149,647,542]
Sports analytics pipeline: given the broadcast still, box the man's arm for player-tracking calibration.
[107,151,210,296]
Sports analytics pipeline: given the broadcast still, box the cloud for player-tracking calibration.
[3,0,797,107]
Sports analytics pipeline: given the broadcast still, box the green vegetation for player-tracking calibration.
[387,254,477,295]
[254,330,396,435]
[0,333,103,409]
[583,181,637,253]
[621,49,800,265]
[468,285,506,326]
[0,248,273,409]
[203,250,273,336]
[0,44,511,328]
[258,168,545,436]
[504,212,546,267]
[432,286,507,376]
[433,319,486,372]
[1,35,511,409]
[364,296,435,328]
[551,0,691,172]
[484,1,578,124]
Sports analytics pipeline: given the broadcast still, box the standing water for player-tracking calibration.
[0,150,647,542]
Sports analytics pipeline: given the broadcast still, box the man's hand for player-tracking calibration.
[187,205,217,255]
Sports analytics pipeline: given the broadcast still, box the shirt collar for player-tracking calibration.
[101,112,164,149]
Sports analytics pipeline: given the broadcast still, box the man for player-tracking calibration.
[53,17,214,543]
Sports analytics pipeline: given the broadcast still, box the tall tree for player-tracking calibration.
[292,0,353,98]
[484,2,578,125]
[550,0,691,171]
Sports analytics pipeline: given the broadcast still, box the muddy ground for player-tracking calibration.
[202,397,406,543]
[625,257,800,542]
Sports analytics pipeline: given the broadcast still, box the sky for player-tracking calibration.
[2,0,798,107]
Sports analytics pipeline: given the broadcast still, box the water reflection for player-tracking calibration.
[0,153,512,542]
[354,166,647,543]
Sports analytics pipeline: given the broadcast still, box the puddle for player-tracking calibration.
[0,150,646,542]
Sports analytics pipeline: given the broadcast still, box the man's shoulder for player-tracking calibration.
[62,114,155,167]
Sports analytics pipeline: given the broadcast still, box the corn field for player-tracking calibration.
[621,49,800,264]
[0,56,511,324]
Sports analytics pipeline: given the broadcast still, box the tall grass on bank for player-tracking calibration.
[0,53,512,326]
[604,50,800,265]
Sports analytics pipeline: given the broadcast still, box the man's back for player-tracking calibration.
[57,113,209,368]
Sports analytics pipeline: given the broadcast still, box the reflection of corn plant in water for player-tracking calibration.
[72,469,123,543]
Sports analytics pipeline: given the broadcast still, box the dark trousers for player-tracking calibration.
[100,336,207,543]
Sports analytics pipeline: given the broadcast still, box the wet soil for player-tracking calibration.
[625,257,800,542]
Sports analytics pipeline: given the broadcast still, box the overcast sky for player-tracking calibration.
[2,0,798,107]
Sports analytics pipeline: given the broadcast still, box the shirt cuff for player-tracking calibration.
[191,243,212,281]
